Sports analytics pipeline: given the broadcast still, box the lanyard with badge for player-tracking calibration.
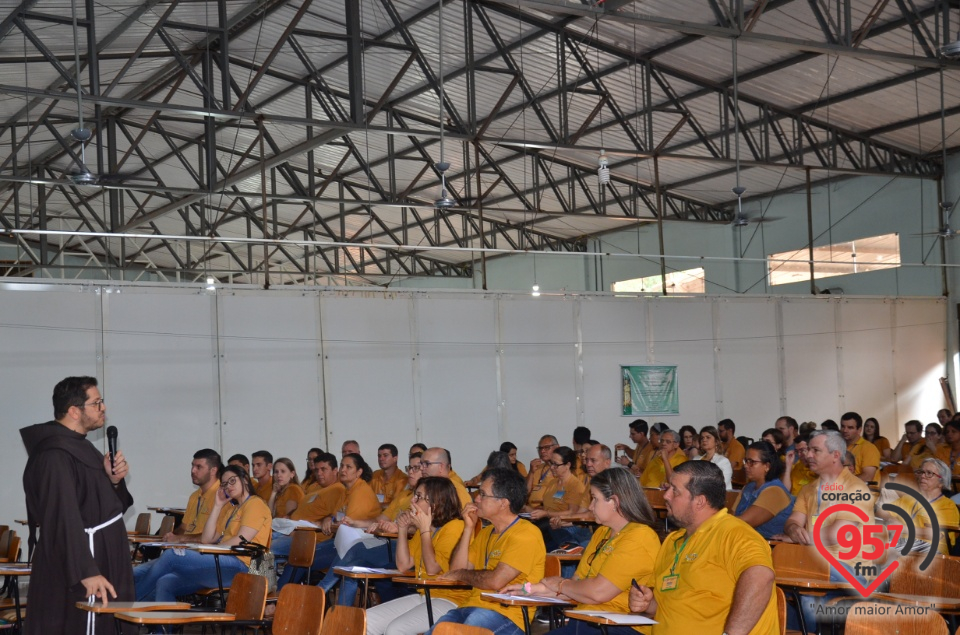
[484,516,520,569]
[661,533,689,591]
[216,497,249,544]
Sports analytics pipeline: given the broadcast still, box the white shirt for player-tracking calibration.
[698,453,733,490]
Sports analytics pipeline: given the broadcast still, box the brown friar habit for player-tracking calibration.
[21,421,135,635]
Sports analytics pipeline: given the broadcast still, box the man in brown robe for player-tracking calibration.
[21,376,135,635]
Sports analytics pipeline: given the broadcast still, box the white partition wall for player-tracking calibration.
[0,281,948,526]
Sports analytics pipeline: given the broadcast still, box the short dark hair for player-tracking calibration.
[417,477,462,527]
[717,418,736,433]
[747,441,783,482]
[795,433,811,445]
[650,422,669,436]
[483,468,528,514]
[552,446,577,467]
[252,450,273,464]
[944,420,960,435]
[343,453,372,482]
[573,426,592,445]
[778,416,799,431]
[762,428,784,449]
[378,444,398,457]
[410,443,428,455]
[228,454,250,467]
[485,451,513,472]
[674,461,726,510]
[52,376,98,420]
[314,451,338,470]
[628,419,649,435]
[820,419,839,431]
[193,449,223,476]
[840,412,863,428]
[308,447,323,457]
[904,420,922,433]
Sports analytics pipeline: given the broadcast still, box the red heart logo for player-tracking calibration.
[813,503,899,597]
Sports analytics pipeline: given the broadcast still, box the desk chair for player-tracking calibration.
[271,584,325,635]
[319,606,364,635]
[130,513,150,536]
[433,624,494,635]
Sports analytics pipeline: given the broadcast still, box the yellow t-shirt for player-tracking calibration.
[891,494,960,555]
[848,437,881,478]
[449,470,465,487]
[632,443,654,472]
[273,483,305,519]
[515,462,528,478]
[935,444,960,476]
[794,468,874,563]
[651,509,779,635]
[291,482,345,524]
[574,523,660,633]
[383,486,415,521]
[180,482,219,535]
[214,495,272,565]
[903,441,934,469]
[406,520,471,605]
[370,468,408,505]
[462,519,545,629]
[254,475,274,502]
[640,452,687,489]
[870,436,891,458]
[341,479,382,521]
[527,465,555,508]
[789,463,814,496]
[723,438,745,470]
[541,475,586,513]
[453,480,473,509]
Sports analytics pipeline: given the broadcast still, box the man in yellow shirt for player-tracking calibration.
[640,430,687,488]
[433,468,545,635]
[228,453,256,487]
[786,434,815,495]
[370,443,407,505]
[615,419,656,477]
[251,450,273,500]
[718,419,745,470]
[341,439,360,457]
[935,420,960,476]
[840,412,881,482]
[133,449,222,587]
[629,461,779,635]
[890,420,932,468]
[782,430,875,632]
[526,435,559,507]
[422,447,473,507]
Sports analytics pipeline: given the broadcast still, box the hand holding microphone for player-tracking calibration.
[103,426,128,484]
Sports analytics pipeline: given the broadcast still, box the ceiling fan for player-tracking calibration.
[730,186,782,227]
[912,202,957,240]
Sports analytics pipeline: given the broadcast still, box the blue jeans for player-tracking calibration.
[277,538,339,588]
[791,560,866,632]
[550,622,640,635]
[271,532,293,559]
[317,541,393,606]
[134,549,248,601]
[426,608,523,635]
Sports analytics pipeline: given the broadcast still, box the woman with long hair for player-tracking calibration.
[696,426,732,490]
[503,469,660,635]
[679,425,701,459]
[134,465,272,601]
[268,457,304,519]
[732,441,794,539]
[862,418,891,461]
[365,478,467,635]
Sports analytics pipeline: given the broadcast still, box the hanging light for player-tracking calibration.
[598,150,610,185]
[531,284,541,297]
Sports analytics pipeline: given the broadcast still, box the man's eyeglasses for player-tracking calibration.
[476,490,505,500]
[536,444,558,452]
[405,464,421,472]
[82,399,105,410]
[419,460,446,469]
[221,477,240,489]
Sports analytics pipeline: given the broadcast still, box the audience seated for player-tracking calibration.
[731,441,794,539]
[421,447,472,508]
[783,433,814,495]
[891,420,933,468]
[370,444,407,506]
[426,468,545,635]
[615,419,655,477]
[640,430,686,488]
[935,420,960,477]
[268,457,304,519]
[301,447,322,493]
[840,411,880,482]
[342,439,361,457]
[628,461,779,634]
[718,419,745,470]
[695,426,732,490]
[365,477,468,635]
[506,468,660,635]
[251,450,274,500]
[879,457,958,554]
[525,446,586,550]
[526,435,559,507]
[228,453,256,486]
[679,425,700,460]
[862,418,890,461]
[135,464,271,601]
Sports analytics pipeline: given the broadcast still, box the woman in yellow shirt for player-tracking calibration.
[504,468,661,634]
[135,465,272,601]
[526,446,586,551]
[863,418,891,461]
[268,457,304,519]
[366,477,467,635]
[881,457,959,555]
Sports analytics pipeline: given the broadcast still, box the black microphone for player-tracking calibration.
[107,426,118,474]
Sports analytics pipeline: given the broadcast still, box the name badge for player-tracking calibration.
[554,491,565,499]
[660,574,679,591]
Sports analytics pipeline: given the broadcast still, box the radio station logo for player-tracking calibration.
[812,482,938,597]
